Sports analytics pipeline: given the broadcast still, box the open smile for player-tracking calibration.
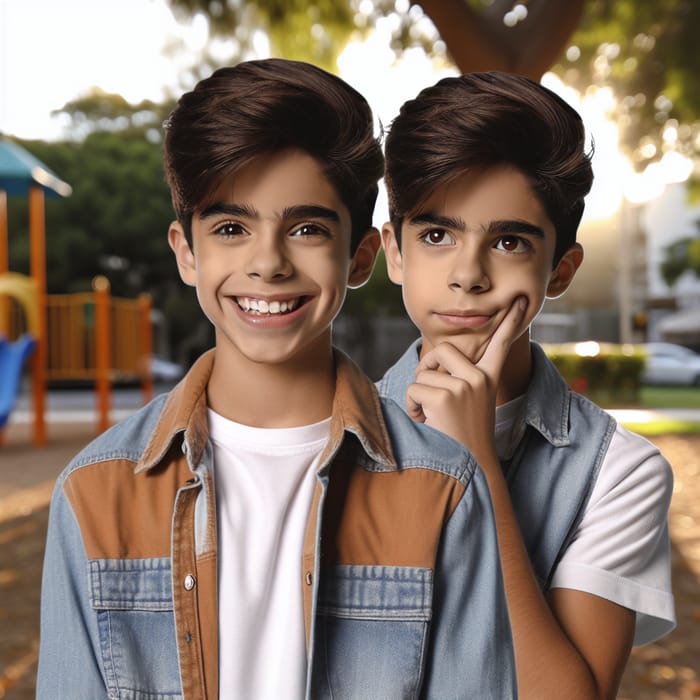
[235,295,309,316]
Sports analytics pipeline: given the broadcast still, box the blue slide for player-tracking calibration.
[0,334,37,429]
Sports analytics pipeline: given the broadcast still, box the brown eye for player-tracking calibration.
[422,229,453,246]
[495,235,531,253]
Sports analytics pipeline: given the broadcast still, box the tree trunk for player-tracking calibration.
[418,0,588,79]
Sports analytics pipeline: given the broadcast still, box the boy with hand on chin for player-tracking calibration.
[378,72,675,699]
[38,59,516,699]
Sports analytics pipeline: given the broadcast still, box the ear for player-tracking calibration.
[347,228,381,289]
[168,221,197,287]
[381,222,403,285]
[546,243,583,299]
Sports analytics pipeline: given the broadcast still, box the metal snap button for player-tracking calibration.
[184,573,196,591]
[305,571,313,586]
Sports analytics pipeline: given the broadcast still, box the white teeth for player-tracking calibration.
[237,297,299,315]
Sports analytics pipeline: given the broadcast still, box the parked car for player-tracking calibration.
[640,342,700,386]
[150,356,185,383]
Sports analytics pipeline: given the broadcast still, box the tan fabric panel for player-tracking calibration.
[322,460,466,568]
[171,480,207,700]
[63,450,191,560]
[302,481,323,649]
[195,552,218,699]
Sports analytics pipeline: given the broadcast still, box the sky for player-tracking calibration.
[0,0,210,140]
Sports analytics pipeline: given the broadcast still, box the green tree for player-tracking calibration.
[660,227,700,287]
[52,89,174,141]
[552,0,700,174]
[8,132,175,298]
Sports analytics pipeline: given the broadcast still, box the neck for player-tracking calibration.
[496,331,533,407]
[207,342,336,428]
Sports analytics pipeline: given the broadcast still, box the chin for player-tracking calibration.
[425,333,487,363]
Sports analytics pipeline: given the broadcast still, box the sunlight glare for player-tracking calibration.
[0,0,202,140]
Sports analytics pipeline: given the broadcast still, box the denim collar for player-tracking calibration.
[380,339,571,449]
[137,348,396,473]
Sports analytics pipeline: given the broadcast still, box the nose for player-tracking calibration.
[245,235,293,281]
[448,251,490,293]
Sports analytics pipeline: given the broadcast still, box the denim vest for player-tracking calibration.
[377,340,617,589]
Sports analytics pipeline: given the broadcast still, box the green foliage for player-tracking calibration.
[552,0,700,172]
[659,221,700,286]
[52,89,175,141]
[543,343,647,406]
[7,133,176,299]
[341,249,405,317]
[167,0,357,70]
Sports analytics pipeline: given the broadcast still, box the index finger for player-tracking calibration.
[476,296,527,381]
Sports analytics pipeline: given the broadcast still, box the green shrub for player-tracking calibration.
[542,342,647,406]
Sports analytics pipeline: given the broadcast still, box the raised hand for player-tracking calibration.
[406,296,526,462]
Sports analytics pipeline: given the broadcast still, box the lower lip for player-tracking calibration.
[230,298,310,328]
[435,312,493,329]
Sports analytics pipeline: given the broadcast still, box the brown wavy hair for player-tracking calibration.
[384,71,593,264]
[163,58,383,253]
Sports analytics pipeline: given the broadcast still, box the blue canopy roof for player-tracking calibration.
[0,140,71,198]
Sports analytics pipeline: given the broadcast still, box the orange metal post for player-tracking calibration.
[139,293,153,404]
[94,276,111,434]
[29,185,47,446]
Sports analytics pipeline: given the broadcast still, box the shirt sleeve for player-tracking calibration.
[550,424,676,645]
[37,473,109,698]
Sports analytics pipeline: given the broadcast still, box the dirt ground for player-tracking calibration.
[0,427,698,699]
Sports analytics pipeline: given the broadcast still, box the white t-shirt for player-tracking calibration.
[208,410,331,699]
[495,397,676,645]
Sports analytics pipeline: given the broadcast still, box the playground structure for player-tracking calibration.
[0,140,153,446]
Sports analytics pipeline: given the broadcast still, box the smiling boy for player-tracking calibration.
[37,60,515,699]
[378,72,675,699]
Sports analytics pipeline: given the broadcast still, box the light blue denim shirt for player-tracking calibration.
[38,349,516,699]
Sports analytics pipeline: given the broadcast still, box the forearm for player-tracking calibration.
[480,455,614,700]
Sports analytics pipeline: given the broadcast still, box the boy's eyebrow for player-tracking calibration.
[198,203,257,220]
[486,219,545,237]
[409,213,545,238]
[409,213,466,230]
[281,205,341,223]
[197,203,341,223]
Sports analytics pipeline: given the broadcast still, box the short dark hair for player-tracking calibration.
[163,58,383,253]
[384,71,593,264]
